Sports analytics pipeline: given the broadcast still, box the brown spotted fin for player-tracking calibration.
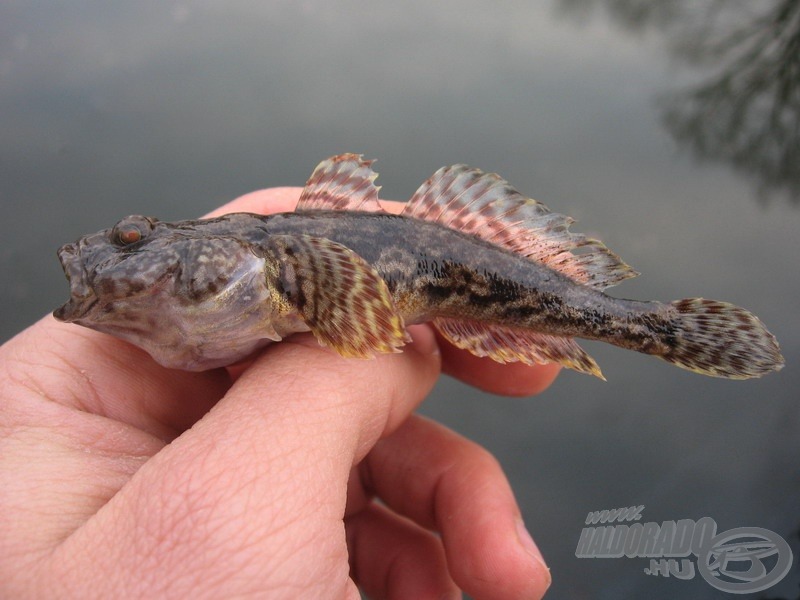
[297,153,386,212]
[266,234,409,358]
[662,298,783,379]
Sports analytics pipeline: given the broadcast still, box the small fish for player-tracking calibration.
[54,154,784,379]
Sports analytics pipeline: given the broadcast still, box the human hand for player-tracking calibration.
[0,188,559,599]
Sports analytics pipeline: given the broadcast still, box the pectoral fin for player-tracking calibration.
[267,235,409,358]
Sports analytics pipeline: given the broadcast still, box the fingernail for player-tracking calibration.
[516,518,552,587]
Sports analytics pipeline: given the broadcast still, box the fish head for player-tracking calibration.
[55,215,163,323]
[54,215,281,370]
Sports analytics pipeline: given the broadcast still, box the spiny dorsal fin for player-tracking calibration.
[297,154,385,212]
[267,234,408,358]
[434,317,604,379]
[403,165,637,290]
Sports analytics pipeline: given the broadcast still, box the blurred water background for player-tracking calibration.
[1,2,798,598]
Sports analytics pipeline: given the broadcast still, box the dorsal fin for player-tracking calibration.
[403,165,637,290]
[297,154,385,212]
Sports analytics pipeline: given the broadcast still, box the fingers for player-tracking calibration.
[0,317,233,564]
[346,503,460,600]
[439,340,562,397]
[356,414,551,600]
[2,316,231,440]
[0,188,316,562]
[203,186,302,217]
[44,328,442,598]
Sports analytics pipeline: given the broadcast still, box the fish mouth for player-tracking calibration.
[53,242,97,322]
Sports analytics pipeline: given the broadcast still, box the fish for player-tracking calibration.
[54,153,784,379]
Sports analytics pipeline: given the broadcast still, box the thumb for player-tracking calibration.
[43,327,440,599]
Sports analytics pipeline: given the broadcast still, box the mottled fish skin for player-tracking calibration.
[54,154,784,379]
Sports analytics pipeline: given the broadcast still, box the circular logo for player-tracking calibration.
[697,527,793,594]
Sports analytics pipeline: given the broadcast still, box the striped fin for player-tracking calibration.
[267,235,409,358]
[434,317,604,379]
[297,154,385,212]
[404,165,637,290]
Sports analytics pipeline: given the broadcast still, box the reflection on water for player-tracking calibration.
[662,0,800,204]
[558,0,800,204]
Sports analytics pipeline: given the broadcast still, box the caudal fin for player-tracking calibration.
[662,298,784,379]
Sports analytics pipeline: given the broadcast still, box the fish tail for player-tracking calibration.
[661,298,784,379]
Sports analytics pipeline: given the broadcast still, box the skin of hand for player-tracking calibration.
[0,188,560,600]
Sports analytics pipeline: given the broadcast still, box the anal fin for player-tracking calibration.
[267,235,409,358]
[434,317,604,379]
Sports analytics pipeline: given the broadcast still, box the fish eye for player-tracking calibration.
[111,215,155,247]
